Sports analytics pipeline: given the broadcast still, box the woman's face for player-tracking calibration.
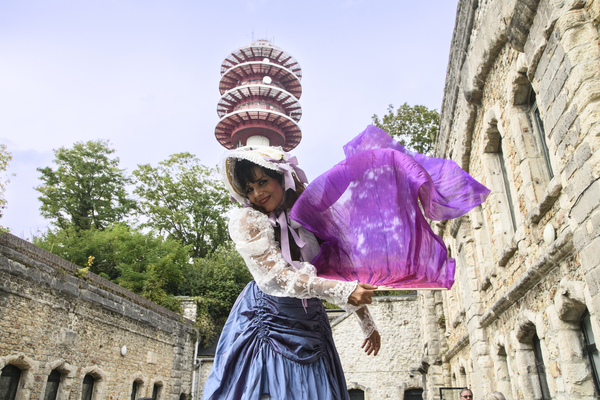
[244,166,284,213]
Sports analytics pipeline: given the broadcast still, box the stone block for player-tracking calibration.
[556,9,588,36]
[564,141,592,178]
[573,79,600,115]
[585,266,600,296]
[546,90,569,133]
[587,0,600,25]
[55,279,79,298]
[57,328,77,346]
[566,45,600,85]
[581,237,600,273]
[559,21,600,53]
[568,171,598,221]
[548,65,570,106]
[551,106,578,144]
[535,34,557,83]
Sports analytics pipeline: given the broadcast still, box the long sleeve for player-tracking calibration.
[341,304,378,339]
[229,207,358,306]
[229,207,378,338]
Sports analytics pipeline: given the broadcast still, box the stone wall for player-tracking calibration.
[0,233,196,400]
[426,0,600,399]
[330,294,423,400]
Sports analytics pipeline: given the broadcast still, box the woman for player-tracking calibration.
[202,145,380,400]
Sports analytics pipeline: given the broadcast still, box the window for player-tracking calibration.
[528,89,553,180]
[0,364,21,400]
[131,381,139,400]
[581,310,600,394]
[498,136,516,232]
[532,333,551,399]
[348,389,364,400]
[152,383,162,400]
[81,374,95,400]
[44,369,62,400]
[405,388,424,400]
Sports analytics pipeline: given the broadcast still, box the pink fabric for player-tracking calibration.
[289,126,490,289]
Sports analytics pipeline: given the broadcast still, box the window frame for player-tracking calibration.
[43,369,62,400]
[528,89,554,181]
[0,364,22,400]
[532,333,551,400]
[81,374,96,400]
[581,309,600,394]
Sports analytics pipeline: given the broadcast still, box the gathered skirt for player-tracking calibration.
[202,281,349,400]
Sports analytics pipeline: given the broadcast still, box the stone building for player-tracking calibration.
[331,295,424,400]
[0,233,196,400]
[419,0,600,399]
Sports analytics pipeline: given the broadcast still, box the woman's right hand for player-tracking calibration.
[348,283,378,306]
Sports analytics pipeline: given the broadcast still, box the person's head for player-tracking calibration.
[490,392,505,400]
[222,145,306,213]
[460,388,473,400]
[234,160,286,213]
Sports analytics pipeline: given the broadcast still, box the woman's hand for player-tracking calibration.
[347,283,378,306]
[362,330,381,356]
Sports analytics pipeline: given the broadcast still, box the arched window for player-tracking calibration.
[532,333,551,399]
[528,89,553,180]
[152,383,163,400]
[405,388,424,400]
[581,309,600,394]
[0,364,21,400]
[44,369,62,400]
[348,389,364,400]
[81,374,96,400]
[498,136,516,232]
[131,381,139,400]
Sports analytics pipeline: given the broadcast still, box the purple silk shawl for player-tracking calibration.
[289,125,490,289]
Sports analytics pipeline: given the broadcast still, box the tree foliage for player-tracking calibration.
[0,144,12,231]
[372,103,440,155]
[33,223,188,313]
[178,244,253,346]
[133,153,232,259]
[36,140,136,231]
[34,143,248,331]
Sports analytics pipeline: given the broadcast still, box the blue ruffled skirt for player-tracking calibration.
[202,281,349,400]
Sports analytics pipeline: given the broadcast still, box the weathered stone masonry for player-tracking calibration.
[0,233,196,400]
[421,0,600,399]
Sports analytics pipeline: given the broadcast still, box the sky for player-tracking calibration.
[0,0,460,239]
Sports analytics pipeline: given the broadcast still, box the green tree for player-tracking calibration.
[178,244,253,346]
[0,144,12,232]
[372,103,440,155]
[33,223,188,312]
[36,140,136,231]
[133,153,232,259]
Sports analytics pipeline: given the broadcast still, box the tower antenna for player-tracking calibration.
[214,41,304,150]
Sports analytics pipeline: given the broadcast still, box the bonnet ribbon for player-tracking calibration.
[264,156,308,191]
[269,209,309,312]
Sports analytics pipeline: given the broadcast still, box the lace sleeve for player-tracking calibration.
[341,304,379,338]
[229,207,358,306]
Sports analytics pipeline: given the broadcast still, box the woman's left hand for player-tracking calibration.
[362,330,381,356]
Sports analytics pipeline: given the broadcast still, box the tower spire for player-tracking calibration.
[215,40,303,150]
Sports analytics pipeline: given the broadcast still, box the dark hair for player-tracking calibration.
[234,158,306,260]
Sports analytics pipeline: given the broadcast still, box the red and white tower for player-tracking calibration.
[215,40,303,151]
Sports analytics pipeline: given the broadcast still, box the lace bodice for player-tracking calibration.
[229,207,378,338]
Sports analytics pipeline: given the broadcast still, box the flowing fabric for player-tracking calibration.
[290,125,490,289]
[202,281,350,400]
